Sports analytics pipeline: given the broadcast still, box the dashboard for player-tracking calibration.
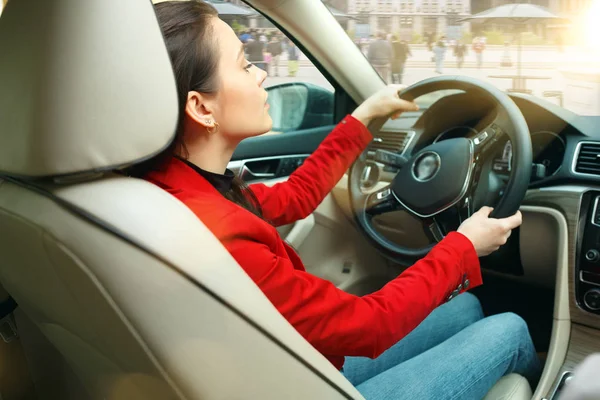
[434,125,567,181]
[376,91,600,189]
[371,92,600,396]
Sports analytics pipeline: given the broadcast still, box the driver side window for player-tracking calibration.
[238,15,335,134]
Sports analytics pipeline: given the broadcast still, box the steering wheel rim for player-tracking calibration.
[349,76,532,264]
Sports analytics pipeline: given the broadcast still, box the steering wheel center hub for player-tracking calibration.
[391,138,474,218]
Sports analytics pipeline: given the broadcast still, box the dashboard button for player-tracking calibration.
[584,288,600,311]
[586,249,600,262]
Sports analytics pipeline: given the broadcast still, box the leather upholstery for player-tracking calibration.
[483,374,532,400]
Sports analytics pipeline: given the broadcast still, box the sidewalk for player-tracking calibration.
[285,45,599,70]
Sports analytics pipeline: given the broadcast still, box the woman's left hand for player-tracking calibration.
[351,84,419,127]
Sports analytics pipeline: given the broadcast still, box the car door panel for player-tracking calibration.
[228,155,310,184]
[228,154,392,296]
[231,125,336,161]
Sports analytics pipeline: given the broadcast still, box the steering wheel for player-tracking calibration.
[349,76,532,264]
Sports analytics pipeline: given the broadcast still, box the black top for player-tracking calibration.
[180,158,235,195]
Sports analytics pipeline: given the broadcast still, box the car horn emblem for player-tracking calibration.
[412,151,441,182]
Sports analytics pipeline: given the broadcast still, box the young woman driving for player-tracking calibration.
[136,2,542,399]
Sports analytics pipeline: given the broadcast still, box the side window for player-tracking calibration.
[236,14,335,134]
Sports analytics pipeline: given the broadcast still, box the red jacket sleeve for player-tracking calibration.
[250,115,372,227]
[225,225,482,359]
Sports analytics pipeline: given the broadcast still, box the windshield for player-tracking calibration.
[335,0,600,115]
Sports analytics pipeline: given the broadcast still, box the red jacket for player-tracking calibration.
[145,115,482,370]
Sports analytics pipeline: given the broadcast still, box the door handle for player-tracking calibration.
[241,164,276,181]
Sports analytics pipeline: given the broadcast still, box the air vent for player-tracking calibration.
[574,142,600,176]
[369,130,415,155]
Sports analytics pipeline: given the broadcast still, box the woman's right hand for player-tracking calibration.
[457,206,522,257]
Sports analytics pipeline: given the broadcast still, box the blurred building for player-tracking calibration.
[347,0,472,40]
[473,0,592,15]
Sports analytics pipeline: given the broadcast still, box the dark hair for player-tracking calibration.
[129,1,264,219]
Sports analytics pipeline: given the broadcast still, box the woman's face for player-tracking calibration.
[194,18,272,141]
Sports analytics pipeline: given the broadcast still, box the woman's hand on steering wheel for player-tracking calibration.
[457,207,523,257]
[349,76,532,264]
[351,85,420,127]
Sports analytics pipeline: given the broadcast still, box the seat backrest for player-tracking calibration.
[0,1,363,399]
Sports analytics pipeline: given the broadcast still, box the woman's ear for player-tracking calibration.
[185,91,217,129]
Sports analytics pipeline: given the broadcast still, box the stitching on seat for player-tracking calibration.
[503,377,524,400]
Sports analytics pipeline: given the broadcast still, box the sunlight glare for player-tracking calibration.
[583,0,600,53]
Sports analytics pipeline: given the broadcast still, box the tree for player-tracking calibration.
[230,19,247,35]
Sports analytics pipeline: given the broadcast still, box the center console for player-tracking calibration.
[577,192,600,314]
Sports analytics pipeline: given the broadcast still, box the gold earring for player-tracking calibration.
[207,122,220,134]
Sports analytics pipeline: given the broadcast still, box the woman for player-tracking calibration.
[433,37,447,74]
[137,2,541,399]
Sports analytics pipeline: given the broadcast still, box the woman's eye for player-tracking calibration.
[244,63,253,72]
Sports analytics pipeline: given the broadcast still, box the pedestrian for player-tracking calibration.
[367,31,392,83]
[433,37,446,74]
[472,36,485,69]
[245,35,266,72]
[454,41,467,69]
[359,37,368,55]
[239,30,251,44]
[287,41,299,77]
[426,31,434,51]
[500,41,513,67]
[267,35,283,77]
[391,36,411,84]
[259,30,268,48]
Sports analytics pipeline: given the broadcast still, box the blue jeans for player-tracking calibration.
[342,293,541,400]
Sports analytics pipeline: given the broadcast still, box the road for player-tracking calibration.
[261,44,600,113]
[263,44,599,110]
[265,63,565,103]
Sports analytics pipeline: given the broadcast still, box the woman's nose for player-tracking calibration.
[257,66,267,85]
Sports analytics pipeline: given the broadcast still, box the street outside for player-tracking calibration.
[264,44,600,113]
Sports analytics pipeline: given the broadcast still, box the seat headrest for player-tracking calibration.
[0,0,179,178]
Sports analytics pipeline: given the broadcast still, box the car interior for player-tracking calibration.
[0,0,599,399]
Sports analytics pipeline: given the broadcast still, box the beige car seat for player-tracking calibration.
[0,0,532,399]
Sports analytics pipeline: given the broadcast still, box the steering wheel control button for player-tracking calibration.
[374,149,408,169]
[376,188,391,201]
[473,131,489,146]
[585,249,600,263]
[583,289,600,311]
